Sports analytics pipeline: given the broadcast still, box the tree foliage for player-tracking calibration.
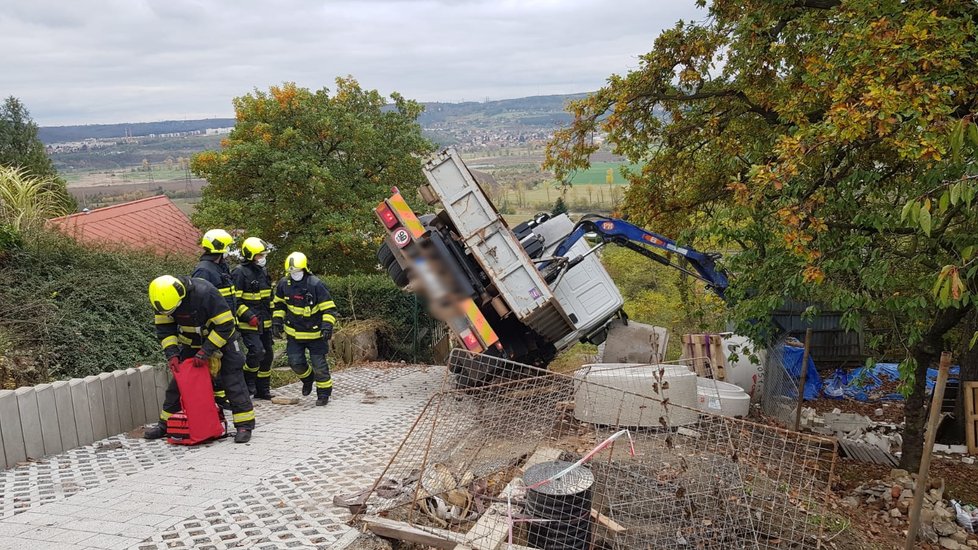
[546,0,978,469]
[0,96,73,211]
[0,97,58,178]
[0,230,193,387]
[551,196,568,216]
[191,78,433,274]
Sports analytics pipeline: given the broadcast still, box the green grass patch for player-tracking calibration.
[567,162,640,185]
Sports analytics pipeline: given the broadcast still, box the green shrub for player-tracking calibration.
[0,230,193,386]
[323,273,436,363]
[0,224,23,254]
[600,247,725,360]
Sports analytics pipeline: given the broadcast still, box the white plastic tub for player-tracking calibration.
[573,364,699,427]
[696,377,750,418]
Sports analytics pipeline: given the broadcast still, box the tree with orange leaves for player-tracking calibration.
[192,78,433,274]
[546,0,978,469]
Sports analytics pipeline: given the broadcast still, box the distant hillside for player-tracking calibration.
[418,93,589,127]
[39,93,592,144]
[39,118,236,143]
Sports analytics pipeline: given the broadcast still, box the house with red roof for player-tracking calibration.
[48,195,201,257]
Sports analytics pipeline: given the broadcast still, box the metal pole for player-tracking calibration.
[793,328,813,432]
[905,351,952,550]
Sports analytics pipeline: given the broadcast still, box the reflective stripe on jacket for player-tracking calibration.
[272,274,336,340]
[155,277,237,358]
[232,261,273,330]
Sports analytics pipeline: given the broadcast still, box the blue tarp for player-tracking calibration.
[783,345,822,400]
[822,362,961,401]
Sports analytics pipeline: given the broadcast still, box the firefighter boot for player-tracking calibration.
[234,428,252,443]
[301,375,313,396]
[144,423,167,440]
[316,388,330,407]
[254,377,273,400]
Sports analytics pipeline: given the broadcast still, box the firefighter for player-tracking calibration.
[233,237,275,399]
[272,252,336,406]
[193,229,256,408]
[146,275,255,443]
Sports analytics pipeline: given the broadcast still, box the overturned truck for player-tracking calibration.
[374,148,728,384]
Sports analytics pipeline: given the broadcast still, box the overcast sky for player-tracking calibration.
[0,0,703,126]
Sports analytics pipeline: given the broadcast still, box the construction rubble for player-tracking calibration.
[799,406,976,466]
[844,469,978,549]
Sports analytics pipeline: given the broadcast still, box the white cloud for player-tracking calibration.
[0,0,704,125]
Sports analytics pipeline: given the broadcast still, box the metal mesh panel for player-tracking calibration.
[760,337,801,427]
[356,349,836,550]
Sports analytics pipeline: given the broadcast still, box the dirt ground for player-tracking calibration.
[809,396,905,424]
[803,394,978,549]
[833,456,978,510]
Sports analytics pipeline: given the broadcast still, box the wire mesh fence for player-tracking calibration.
[759,337,807,427]
[354,348,837,550]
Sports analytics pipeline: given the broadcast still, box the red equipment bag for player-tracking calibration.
[166,358,225,445]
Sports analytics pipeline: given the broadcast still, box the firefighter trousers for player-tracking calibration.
[241,329,274,393]
[286,337,332,398]
[159,338,256,430]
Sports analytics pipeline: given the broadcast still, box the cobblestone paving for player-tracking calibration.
[0,365,446,550]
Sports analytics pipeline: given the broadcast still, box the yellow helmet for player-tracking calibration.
[201,229,234,254]
[241,237,268,261]
[148,275,187,314]
[284,251,308,272]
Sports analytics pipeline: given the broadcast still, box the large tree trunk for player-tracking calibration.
[899,306,971,470]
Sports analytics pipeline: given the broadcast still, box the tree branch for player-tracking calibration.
[796,0,841,9]
[827,223,916,235]
[632,89,782,126]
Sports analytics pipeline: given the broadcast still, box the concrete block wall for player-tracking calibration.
[0,365,168,470]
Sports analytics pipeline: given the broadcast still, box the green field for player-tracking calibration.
[170,197,200,216]
[63,166,193,186]
[567,162,640,185]
[493,183,624,217]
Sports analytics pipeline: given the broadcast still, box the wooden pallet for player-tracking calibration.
[838,438,899,466]
[681,333,727,380]
[965,381,978,456]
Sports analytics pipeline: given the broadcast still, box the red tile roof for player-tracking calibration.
[48,195,201,257]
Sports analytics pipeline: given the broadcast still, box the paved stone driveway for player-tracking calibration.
[0,365,446,549]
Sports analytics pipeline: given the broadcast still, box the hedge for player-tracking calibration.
[323,273,436,363]
[0,228,194,387]
[0,230,435,388]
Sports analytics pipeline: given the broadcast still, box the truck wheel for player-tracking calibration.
[387,261,409,288]
[451,360,495,388]
[377,242,395,268]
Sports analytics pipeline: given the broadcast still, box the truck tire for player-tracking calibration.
[387,261,409,288]
[377,242,395,268]
[450,357,495,388]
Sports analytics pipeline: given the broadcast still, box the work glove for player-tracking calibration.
[321,325,333,341]
[248,316,260,328]
[192,351,209,369]
[272,320,284,340]
[167,355,181,373]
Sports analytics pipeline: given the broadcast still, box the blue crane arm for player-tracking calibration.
[553,215,729,300]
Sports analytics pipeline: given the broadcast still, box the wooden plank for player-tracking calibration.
[710,337,727,381]
[590,509,626,534]
[455,446,563,550]
[692,334,706,377]
[682,333,729,379]
[965,382,977,456]
[362,516,537,550]
[363,517,461,549]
